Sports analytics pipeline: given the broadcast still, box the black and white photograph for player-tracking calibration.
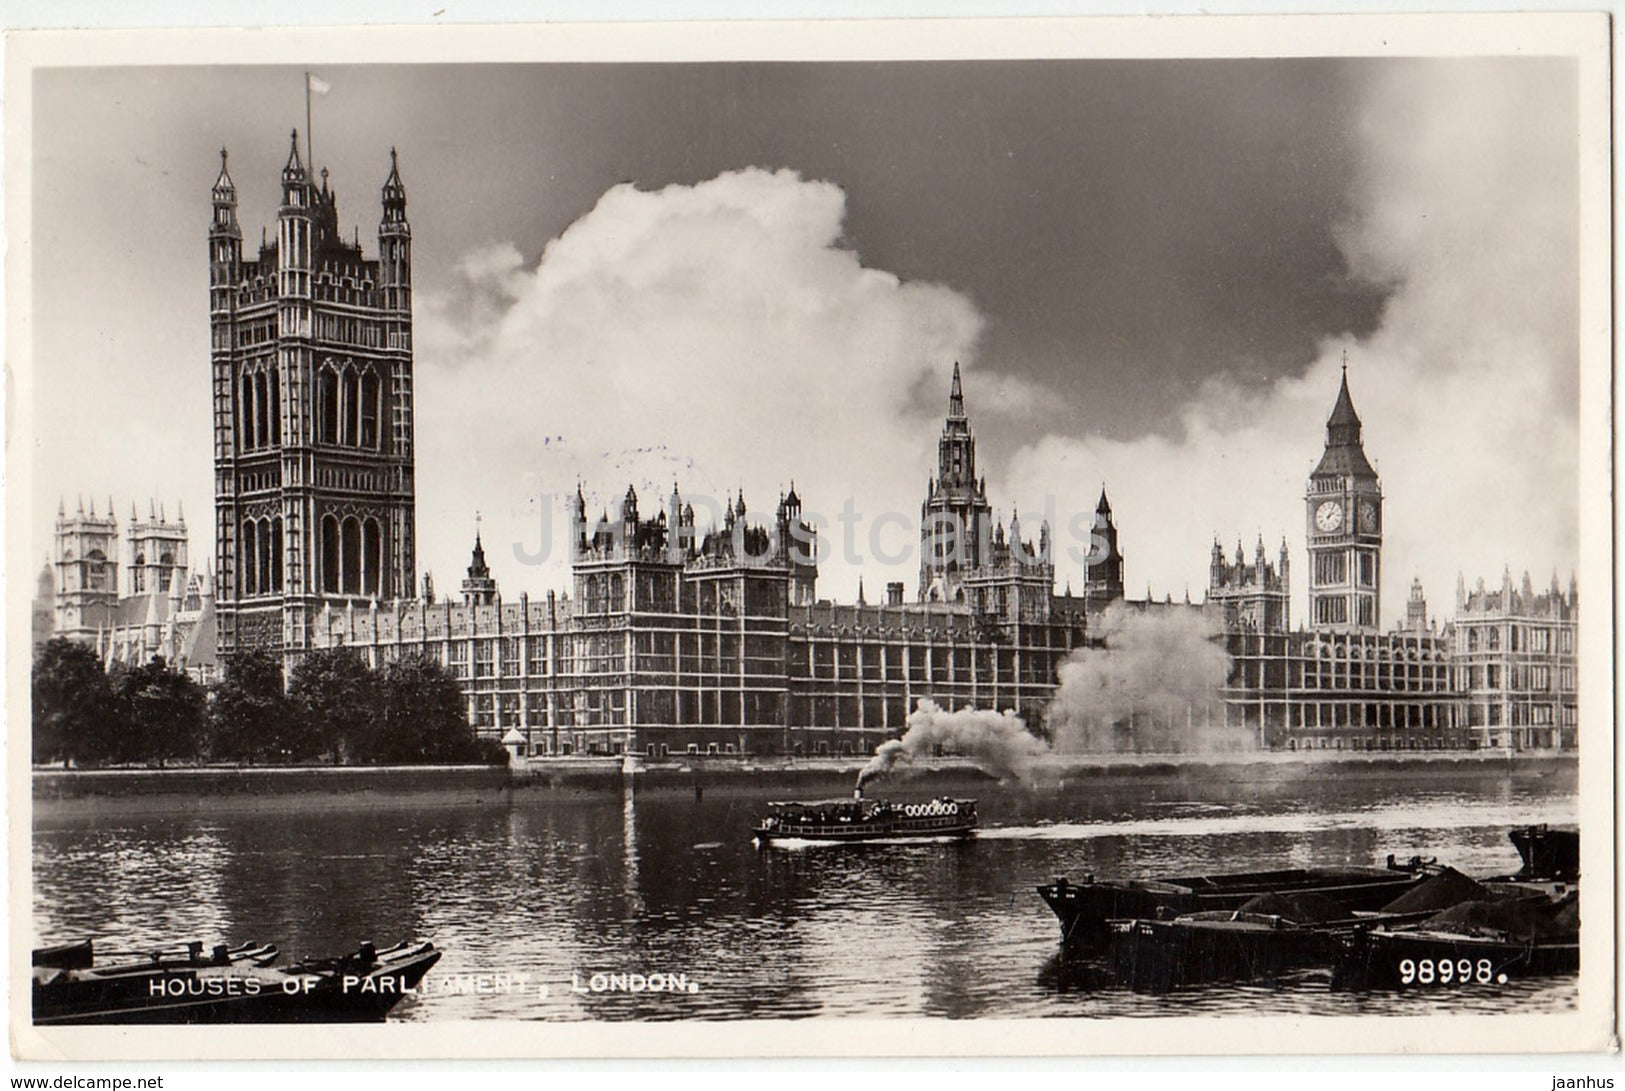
[6,13,1614,1062]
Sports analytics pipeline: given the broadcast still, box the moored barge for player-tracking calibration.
[1331,890,1579,990]
[753,793,976,843]
[33,938,441,1025]
[1038,857,1432,951]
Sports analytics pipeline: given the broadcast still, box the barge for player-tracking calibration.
[1038,857,1432,951]
[1331,890,1579,991]
[33,938,441,1025]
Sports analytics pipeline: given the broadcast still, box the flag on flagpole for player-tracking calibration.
[308,73,331,95]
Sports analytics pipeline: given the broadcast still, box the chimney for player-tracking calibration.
[886,581,904,606]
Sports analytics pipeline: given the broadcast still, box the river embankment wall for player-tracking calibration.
[31,750,1578,818]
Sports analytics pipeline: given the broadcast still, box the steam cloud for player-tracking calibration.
[1047,603,1241,754]
[857,605,1241,785]
[856,699,1049,790]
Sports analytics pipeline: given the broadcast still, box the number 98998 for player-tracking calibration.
[1397,957,1497,985]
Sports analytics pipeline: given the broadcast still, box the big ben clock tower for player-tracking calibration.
[1306,367,1382,633]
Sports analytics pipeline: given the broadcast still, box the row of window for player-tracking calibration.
[315,313,389,350]
[238,366,281,451]
[1457,664,1575,692]
[236,318,277,348]
[1464,701,1575,728]
[239,517,284,596]
[579,571,793,618]
[316,362,384,450]
[320,514,385,597]
[1311,594,1377,627]
[1460,624,1572,654]
[1311,551,1378,589]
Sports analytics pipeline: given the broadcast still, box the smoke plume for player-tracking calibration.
[856,699,1049,790]
[1047,603,1240,753]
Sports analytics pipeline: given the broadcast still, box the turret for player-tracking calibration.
[277,129,313,299]
[209,149,242,311]
[1404,576,1429,635]
[461,522,498,606]
[379,147,411,310]
[573,485,589,553]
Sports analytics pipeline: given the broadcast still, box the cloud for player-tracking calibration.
[1002,59,1580,626]
[413,167,983,597]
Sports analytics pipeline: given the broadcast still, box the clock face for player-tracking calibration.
[1314,500,1343,532]
[1359,500,1378,532]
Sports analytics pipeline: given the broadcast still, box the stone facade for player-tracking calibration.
[1451,571,1579,750]
[210,136,416,659]
[42,498,218,682]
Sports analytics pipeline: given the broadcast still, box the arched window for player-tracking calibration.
[257,517,272,596]
[241,520,258,596]
[360,370,380,449]
[240,372,255,449]
[318,368,340,445]
[133,553,146,594]
[270,517,283,592]
[158,550,174,593]
[342,368,360,446]
[341,517,361,595]
[254,371,269,451]
[362,518,382,597]
[268,369,281,446]
[322,515,341,594]
[86,549,108,590]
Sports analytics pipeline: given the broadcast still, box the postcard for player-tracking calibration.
[6,12,1614,1061]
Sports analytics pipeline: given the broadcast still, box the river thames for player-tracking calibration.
[32,763,1578,1020]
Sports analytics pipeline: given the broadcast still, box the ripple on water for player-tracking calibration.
[33,777,1578,1021]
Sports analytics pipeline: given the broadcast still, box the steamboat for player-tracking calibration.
[753,791,976,843]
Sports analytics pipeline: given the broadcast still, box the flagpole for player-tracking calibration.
[304,71,314,172]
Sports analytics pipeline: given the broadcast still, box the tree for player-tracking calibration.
[31,638,117,767]
[287,648,381,764]
[114,657,206,767]
[210,650,303,764]
[374,655,492,764]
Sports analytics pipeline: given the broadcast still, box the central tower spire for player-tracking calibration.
[919,363,992,603]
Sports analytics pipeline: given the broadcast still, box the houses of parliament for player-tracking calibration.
[38,132,1580,756]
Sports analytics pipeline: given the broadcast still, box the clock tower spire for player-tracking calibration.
[1306,363,1382,633]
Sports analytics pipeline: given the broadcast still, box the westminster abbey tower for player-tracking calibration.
[211,132,417,656]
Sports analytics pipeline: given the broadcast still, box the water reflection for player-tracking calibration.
[33,770,1577,1021]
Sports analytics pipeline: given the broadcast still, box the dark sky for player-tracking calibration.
[332,60,1387,446]
[28,47,1586,614]
[32,59,1384,440]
